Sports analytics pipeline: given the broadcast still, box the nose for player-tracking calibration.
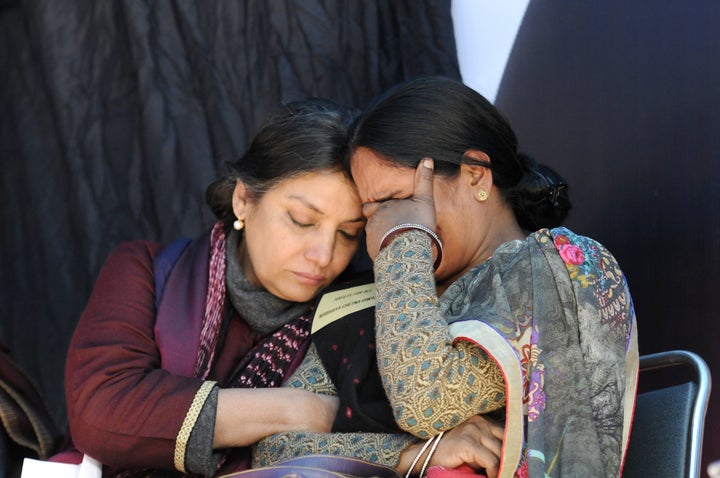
[305,230,335,267]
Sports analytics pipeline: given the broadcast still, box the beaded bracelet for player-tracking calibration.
[379,223,443,270]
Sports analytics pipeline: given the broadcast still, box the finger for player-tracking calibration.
[479,432,503,459]
[463,445,500,478]
[413,158,435,204]
[466,425,502,459]
[467,414,505,441]
[482,419,505,442]
[462,416,504,462]
[489,423,504,441]
[361,201,381,218]
[484,461,499,478]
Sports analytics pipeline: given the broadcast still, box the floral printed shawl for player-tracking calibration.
[444,227,638,477]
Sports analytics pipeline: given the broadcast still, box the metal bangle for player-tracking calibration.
[379,223,443,270]
[419,431,445,478]
[404,433,438,478]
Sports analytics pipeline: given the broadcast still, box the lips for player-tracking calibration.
[293,271,326,286]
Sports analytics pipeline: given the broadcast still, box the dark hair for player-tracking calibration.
[349,76,571,231]
[206,98,358,228]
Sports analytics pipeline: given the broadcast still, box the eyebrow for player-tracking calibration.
[288,194,365,223]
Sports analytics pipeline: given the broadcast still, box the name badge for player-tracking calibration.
[312,283,375,334]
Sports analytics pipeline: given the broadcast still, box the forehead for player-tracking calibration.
[262,170,361,214]
[350,148,415,203]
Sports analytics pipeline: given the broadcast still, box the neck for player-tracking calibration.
[436,210,525,296]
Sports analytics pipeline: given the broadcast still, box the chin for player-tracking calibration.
[275,287,319,304]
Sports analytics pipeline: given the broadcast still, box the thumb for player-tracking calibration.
[413,158,435,205]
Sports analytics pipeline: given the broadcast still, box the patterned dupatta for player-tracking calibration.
[445,228,639,478]
[120,223,312,478]
[154,222,312,387]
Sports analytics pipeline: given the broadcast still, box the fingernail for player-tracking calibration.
[423,158,434,170]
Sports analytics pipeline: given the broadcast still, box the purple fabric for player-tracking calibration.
[154,231,211,377]
[152,237,191,311]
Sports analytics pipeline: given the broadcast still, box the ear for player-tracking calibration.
[460,150,493,189]
[231,179,251,219]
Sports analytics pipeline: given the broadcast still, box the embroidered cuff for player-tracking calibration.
[175,380,216,473]
[185,386,224,476]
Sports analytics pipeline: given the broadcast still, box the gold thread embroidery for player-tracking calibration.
[174,380,216,472]
[375,231,505,437]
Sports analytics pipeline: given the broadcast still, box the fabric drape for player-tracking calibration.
[0,0,460,447]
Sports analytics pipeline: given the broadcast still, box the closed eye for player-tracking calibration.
[289,213,314,228]
[339,230,360,241]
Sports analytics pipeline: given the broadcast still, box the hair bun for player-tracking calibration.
[509,153,572,231]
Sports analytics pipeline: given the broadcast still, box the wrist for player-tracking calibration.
[396,442,423,475]
[396,432,445,478]
[379,224,443,270]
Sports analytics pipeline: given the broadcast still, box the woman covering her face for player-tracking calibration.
[349,77,638,478]
[254,77,637,478]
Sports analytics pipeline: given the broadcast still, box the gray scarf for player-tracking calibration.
[224,229,312,335]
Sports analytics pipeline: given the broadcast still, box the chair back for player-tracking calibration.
[623,350,711,478]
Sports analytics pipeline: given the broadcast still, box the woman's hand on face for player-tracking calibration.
[362,158,438,259]
[396,415,504,478]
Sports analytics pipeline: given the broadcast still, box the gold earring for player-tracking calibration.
[233,218,245,230]
[476,189,489,202]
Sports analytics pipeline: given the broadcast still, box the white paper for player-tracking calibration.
[21,454,101,478]
[21,458,79,478]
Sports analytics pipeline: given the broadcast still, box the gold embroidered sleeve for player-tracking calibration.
[252,431,415,468]
[251,343,336,464]
[282,343,337,396]
[374,230,506,438]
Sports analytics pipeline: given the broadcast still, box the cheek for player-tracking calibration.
[435,182,475,231]
[329,238,357,268]
[245,227,289,268]
[332,241,359,269]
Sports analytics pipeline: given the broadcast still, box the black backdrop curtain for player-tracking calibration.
[494,1,720,468]
[0,0,460,436]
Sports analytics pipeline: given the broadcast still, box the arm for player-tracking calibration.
[65,241,336,472]
[360,160,505,438]
[248,332,503,477]
[214,387,338,447]
[373,231,506,438]
[65,241,199,469]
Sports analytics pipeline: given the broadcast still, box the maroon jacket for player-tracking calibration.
[64,239,263,471]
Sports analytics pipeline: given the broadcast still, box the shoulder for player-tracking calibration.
[535,227,622,271]
[532,227,605,251]
[113,239,165,257]
[481,227,618,278]
[88,240,166,294]
[103,240,166,270]
[533,228,633,318]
